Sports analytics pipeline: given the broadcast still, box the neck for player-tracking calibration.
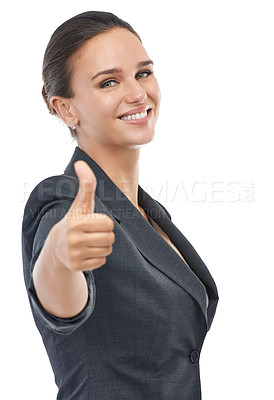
[77,141,141,210]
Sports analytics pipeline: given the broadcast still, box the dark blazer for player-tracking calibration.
[22,146,219,400]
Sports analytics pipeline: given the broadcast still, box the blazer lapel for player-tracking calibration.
[117,188,210,327]
[136,187,219,330]
[64,146,218,330]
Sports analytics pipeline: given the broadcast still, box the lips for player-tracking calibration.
[118,108,153,125]
[118,105,151,119]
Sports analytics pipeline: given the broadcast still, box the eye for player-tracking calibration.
[137,70,153,79]
[99,70,153,89]
[100,79,118,89]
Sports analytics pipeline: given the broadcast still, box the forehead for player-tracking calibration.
[73,28,148,73]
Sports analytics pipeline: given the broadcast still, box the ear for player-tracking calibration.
[50,96,78,128]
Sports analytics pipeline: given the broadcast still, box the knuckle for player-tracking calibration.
[110,231,115,243]
[100,256,107,265]
[82,181,93,191]
[91,257,107,270]
[90,257,106,269]
[108,218,115,230]
[94,214,114,230]
[100,214,114,228]
[104,245,112,256]
[94,213,105,220]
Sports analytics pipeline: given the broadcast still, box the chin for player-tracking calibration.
[131,130,155,146]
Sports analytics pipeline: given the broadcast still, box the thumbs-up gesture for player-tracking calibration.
[52,160,115,272]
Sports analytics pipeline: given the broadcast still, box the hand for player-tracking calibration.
[52,160,115,272]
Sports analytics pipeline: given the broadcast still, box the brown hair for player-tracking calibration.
[42,11,142,140]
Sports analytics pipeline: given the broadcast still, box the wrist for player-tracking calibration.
[47,222,68,272]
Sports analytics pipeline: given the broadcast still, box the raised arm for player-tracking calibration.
[32,160,115,318]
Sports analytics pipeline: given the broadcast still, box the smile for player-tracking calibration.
[118,108,152,125]
[120,110,148,120]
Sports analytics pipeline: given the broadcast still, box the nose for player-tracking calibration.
[124,78,147,104]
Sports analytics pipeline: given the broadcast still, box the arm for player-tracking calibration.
[32,223,89,318]
[31,160,115,322]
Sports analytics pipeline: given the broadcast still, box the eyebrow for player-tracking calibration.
[91,60,154,81]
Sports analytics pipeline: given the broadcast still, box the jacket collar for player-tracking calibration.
[64,146,218,331]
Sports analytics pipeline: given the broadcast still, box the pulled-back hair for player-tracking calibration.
[42,11,142,140]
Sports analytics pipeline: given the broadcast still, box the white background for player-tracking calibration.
[1,0,273,398]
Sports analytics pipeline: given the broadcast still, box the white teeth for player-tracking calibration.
[121,110,148,120]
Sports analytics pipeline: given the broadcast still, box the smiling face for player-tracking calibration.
[65,28,161,148]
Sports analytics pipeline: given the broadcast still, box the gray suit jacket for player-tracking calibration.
[22,146,219,400]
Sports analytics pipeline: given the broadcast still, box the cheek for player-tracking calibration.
[102,97,118,116]
[75,90,116,120]
[92,94,119,123]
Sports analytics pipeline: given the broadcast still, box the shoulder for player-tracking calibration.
[22,174,79,232]
[26,174,79,205]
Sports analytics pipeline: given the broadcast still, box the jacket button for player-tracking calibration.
[190,350,199,363]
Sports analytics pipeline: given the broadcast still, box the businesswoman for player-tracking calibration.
[22,11,219,400]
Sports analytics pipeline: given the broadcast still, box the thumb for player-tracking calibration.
[71,160,97,215]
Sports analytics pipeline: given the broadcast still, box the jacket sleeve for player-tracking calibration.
[22,175,96,335]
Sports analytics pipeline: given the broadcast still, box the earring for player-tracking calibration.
[71,122,76,130]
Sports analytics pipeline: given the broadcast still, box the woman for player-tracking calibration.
[22,11,219,400]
